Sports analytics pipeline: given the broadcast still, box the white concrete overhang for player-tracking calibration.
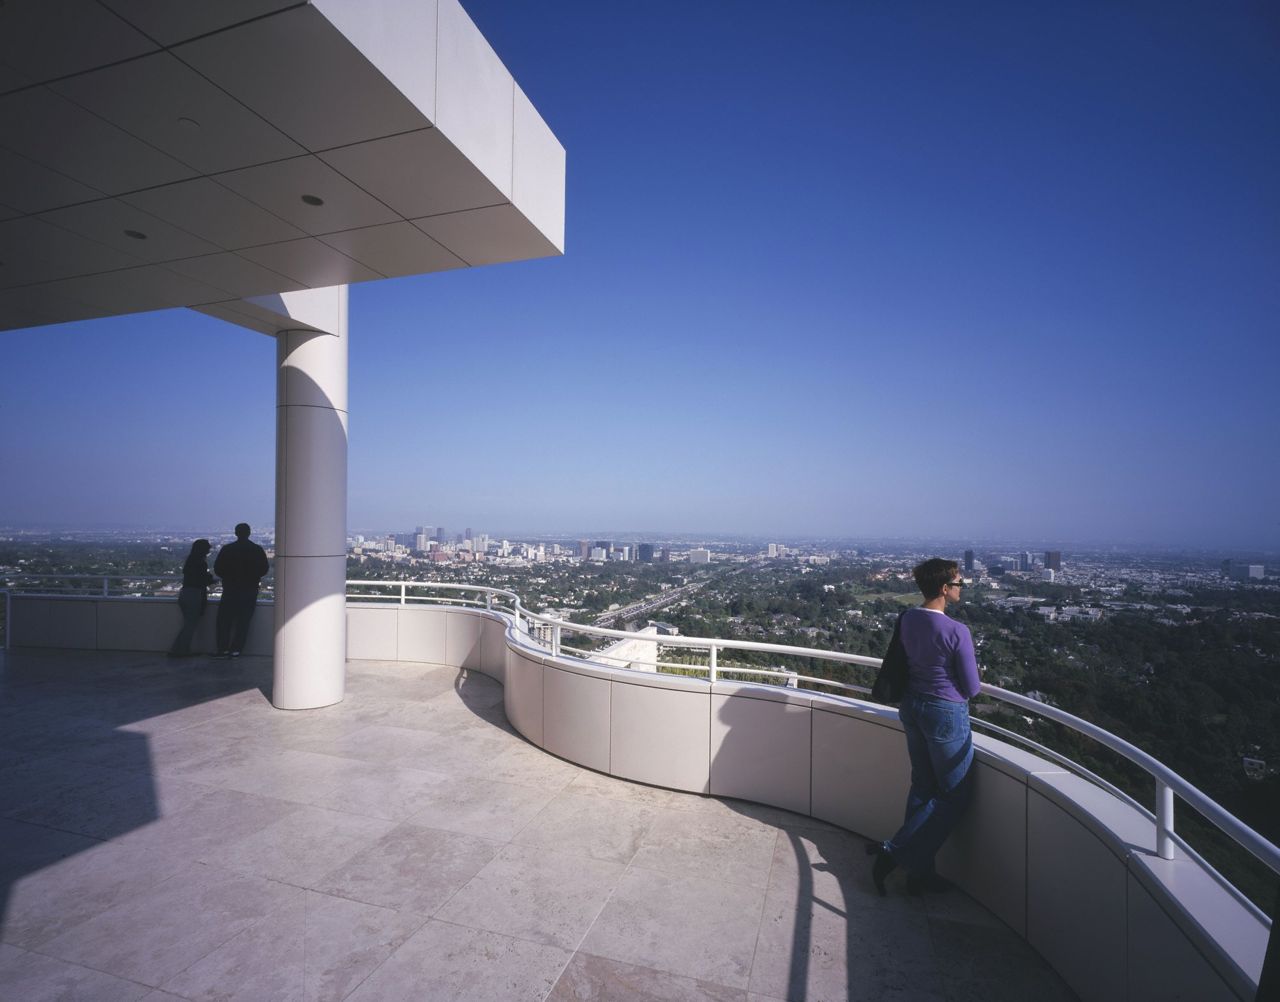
[0,0,566,334]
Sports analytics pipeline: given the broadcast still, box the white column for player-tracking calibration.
[272,286,349,709]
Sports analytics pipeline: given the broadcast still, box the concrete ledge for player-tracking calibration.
[8,594,271,655]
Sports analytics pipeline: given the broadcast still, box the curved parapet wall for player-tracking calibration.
[346,602,1265,1002]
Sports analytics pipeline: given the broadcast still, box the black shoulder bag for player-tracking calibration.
[870,611,909,704]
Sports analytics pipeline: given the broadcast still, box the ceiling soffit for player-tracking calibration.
[0,0,565,334]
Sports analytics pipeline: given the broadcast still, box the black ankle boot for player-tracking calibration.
[865,842,897,896]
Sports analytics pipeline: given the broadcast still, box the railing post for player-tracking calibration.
[101,576,109,597]
[551,623,561,658]
[1156,779,1175,859]
[708,643,718,683]
[486,593,492,610]
[399,583,406,605]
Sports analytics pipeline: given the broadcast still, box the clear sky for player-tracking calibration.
[2,2,1277,548]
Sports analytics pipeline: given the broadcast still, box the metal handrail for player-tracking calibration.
[1,572,275,593]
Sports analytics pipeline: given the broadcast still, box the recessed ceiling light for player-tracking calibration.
[124,229,148,240]
[301,194,325,206]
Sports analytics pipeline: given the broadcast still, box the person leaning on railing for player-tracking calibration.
[867,557,981,896]
[168,539,214,658]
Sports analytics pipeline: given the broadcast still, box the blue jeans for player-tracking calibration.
[887,692,975,875]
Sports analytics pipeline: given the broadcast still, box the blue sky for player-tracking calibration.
[3,1,1278,548]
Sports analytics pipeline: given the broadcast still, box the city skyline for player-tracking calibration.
[3,2,1277,549]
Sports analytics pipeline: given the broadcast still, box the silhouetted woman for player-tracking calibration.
[169,539,214,657]
[867,557,981,895]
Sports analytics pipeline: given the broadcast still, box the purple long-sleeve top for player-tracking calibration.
[900,607,981,702]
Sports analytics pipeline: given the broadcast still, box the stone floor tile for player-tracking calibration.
[580,866,767,990]
[107,786,303,859]
[0,757,143,818]
[0,942,152,1001]
[3,840,189,948]
[343,919,572,1002]
[286,723,508,776]
[179,703,372,750]
[632,808,780,889]
[314,822,499,913]
[512,792,659,864]
[196,747,452,822]
[670,796,843,835]
[547,952,748,1001]
[6,767,212,842]
[765,827,924,918]
[749,883,943,1002]
[341,665,462,703]
[927,917,1076,999]
[160,889,426,1002]
[436,842,626,949]
[199,805,397,888]
[404,774,557,840]
[115,688,262,736]
[0,816,102,880]
[482,739,582,789]
[37,863,301,986]
[565,768,683,809]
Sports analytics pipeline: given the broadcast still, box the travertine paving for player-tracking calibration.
[0,650,1077,1001]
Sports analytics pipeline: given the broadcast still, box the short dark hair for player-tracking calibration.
[234,523,251,539]
[913,558,959,599]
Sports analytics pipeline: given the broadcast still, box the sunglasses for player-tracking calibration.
[947,580,965,588]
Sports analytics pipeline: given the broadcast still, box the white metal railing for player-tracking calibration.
[0,573,275,597]
[3,574,1276,920]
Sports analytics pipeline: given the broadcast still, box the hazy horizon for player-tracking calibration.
[2,520,1276,559]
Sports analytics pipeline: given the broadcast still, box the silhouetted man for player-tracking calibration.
[213,523,269,657]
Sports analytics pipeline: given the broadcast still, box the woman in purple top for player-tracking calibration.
[868,557,981,895]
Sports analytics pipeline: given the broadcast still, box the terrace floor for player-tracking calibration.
[0,649,1076,1001]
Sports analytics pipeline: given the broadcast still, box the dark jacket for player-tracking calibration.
[181,553,214,590]
[214,538,269,591]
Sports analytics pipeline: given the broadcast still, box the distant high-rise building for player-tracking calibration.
[594,540,611,554]
[964,549,974,573]
[1045,551,1062,572]
[465,528,472,541]
[1228,563,1265,582]
[689,548,711,564]
[659,547,671,562]
[590,546,607,561]
[767,543,779,558]
[435,527,445,543]
[578,539,591,559]
[638,543,655,562]
[1018,552,1032,572]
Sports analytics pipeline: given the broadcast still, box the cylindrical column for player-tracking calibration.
[272,286,348,709]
